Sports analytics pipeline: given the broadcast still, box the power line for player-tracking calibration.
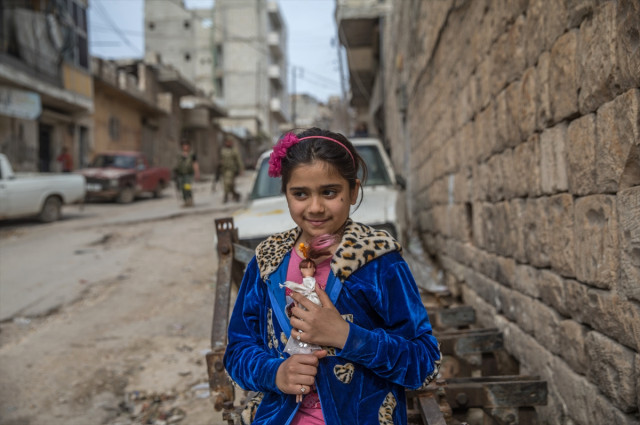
[94,0,144,56]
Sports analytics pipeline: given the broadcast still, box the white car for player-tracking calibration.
[0,153,86,222]
[233,137,406,249]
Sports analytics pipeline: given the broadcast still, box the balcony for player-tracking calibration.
[267,32,284,59]
[335,0,390,108]
[270,97,287,123]
[182,107,210,129]
[267,1,283,29]
[268,64,284,88]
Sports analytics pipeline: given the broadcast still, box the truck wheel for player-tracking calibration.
[39,196,62,222]
[117,187,135,204]
[153,182,165,199]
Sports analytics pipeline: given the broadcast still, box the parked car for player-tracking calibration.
[233,137,407,249]
[76,151,171,203]
[0,153,86,222]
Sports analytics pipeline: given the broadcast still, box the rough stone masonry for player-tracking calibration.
[381,0,640,423]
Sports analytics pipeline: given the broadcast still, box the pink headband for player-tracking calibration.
[268,132,355,177]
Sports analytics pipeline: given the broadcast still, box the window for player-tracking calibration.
[215,77,224,97]
[108,116,120,141]
[148,22,155,30]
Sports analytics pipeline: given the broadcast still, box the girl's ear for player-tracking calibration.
[350,179,361,205]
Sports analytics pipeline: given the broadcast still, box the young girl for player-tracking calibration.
[223,128,441,425]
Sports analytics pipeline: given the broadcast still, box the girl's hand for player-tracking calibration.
[275,351,327,396]
[289,284,350,349]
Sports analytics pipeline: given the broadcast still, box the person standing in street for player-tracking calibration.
[217,137,243,203]
[173,139,200,207]
[56,146,73,172]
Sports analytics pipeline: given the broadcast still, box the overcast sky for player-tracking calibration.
[88,0,345,102]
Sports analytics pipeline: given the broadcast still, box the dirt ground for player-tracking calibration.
[0,211,231,425]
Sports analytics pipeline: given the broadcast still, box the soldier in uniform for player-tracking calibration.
[217,137,243,203]
[173,139,200,207]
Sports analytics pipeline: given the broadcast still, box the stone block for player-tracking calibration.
[567,113,598,195]
[494,90,512,153]
[514,263,541,299]
[563,279,590,324]
[505,80,523,143]
[617,187,640,302]
[596,89,640,192]
[523,0,547,67]
[504,289,534,332]
[519,66,538,140]
[550,355,596,425]
[486,154,504,202]
[477,57,493,111]
[540,122,569,194]
[558,319,588,374]
[500,201,519,256]
[566,0,596,28]
[546,194,576,277]
[463,268,502,311]
[538,269,569,317]
[550,30,579,123]
[524,197,551,268]
[510,143,530,198]
[585,331,638,412]
[500,148,518,199]
[508,198,528,263]
[478,104,497,162]
[452,168,472,204]
[616,0,640,91]
[574,195,619,288]
[523,133,542,196]
[533,301,562,355]
[578,2,620,114]
[459,121,476,169]
[492,202,511,255]
[584,289,640,353]
[536,51,552,130]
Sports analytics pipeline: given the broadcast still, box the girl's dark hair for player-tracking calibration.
[299,259,316,270]
[279,128,368,206]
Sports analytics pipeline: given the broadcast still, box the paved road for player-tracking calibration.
[0,173,254,322]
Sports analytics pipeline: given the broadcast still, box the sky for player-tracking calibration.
[88,0,345,103]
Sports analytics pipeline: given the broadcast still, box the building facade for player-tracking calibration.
[92,57,225,174]
[144,0,289,166]
[0,0,93,172]
[338,0,640,423]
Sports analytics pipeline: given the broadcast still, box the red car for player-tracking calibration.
[77,151,171,203]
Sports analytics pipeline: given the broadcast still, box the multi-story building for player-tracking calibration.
[0,0,93,171]
[144,0,289,166]
[336,0,389,138]
[92,57,226,174]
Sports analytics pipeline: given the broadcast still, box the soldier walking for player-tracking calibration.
[217,137,243,203]
[173,139,200,207]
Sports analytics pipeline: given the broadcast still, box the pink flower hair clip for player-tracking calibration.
[268,132,299,177]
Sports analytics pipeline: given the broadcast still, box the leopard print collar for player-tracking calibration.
[255,219,402,281]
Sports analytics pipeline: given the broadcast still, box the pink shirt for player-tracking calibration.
[285,249,330,424]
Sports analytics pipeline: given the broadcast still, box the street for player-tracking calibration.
[0,175,253,425]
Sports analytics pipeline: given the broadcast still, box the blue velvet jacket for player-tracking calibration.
[223,220,441,425]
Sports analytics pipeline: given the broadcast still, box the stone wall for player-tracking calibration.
[381,0,640,423]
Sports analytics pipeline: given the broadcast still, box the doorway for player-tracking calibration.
[38,124,53,172]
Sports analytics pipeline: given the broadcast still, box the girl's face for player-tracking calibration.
[285,161,360,244]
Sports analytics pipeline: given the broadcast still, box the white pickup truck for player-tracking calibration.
[0,153,86,222]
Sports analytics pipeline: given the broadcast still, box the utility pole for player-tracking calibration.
[334,36,349,134]
[291,66,301,128]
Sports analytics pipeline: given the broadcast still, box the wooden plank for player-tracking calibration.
[438,328,504,356]
[417,393,448,425]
